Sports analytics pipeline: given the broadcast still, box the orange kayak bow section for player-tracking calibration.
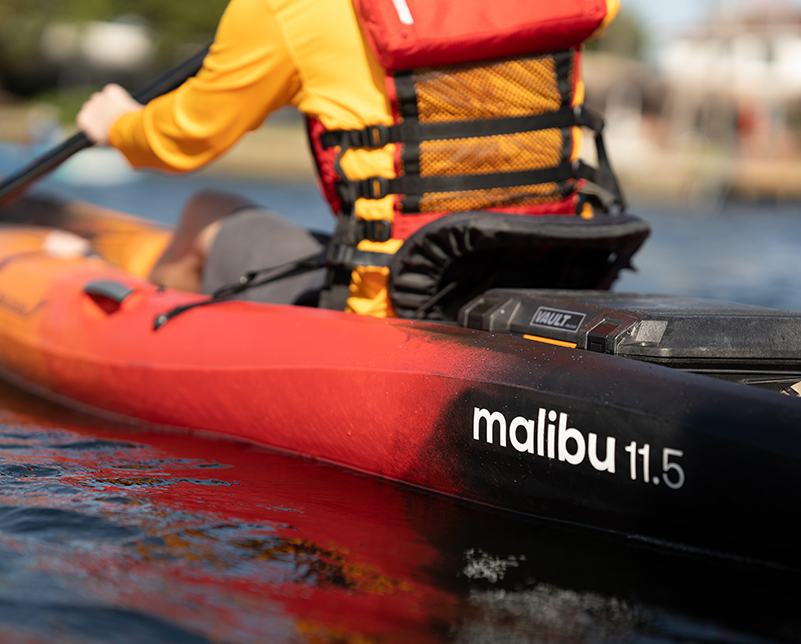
[1,197,801,569]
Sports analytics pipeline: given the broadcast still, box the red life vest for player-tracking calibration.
[310,0,623,305]
[354,0,614,71]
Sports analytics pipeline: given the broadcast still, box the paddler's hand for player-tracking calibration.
[76,83,143,145]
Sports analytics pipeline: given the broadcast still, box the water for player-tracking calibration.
[616,201,801,311]
[1,149,801,641]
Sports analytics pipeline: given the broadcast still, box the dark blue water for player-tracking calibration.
[618,200,801,312]
[1,146,801,642]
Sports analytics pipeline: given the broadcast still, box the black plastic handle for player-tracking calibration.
[84,279,136,304]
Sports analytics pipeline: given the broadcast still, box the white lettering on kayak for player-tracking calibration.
[391,0,415,25]
[472,407,685,488]
[473,408,507,447]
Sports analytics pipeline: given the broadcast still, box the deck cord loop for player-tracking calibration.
[153,251,324,330]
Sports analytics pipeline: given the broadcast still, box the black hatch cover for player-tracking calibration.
[459,289,801,382]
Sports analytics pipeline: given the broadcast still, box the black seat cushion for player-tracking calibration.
[388,212,651,320]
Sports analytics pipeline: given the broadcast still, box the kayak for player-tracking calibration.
[1,195,801,569]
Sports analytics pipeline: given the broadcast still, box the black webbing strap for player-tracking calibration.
[590,128,626,210]
[320,106,604,150]
[392,156,624,213]
[321,206,395,268]
[318,238,394,311]
[317,266,351,311]
[347,159,624,208]
[350,164,579,200]
[317,234,396,310]
[326,243,395,268]
[358,218,393,242]
[393,70,418,119]
[326,201,394,243]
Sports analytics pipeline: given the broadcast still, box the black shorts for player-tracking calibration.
[201,208,327,305]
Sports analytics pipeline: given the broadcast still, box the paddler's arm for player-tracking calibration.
[100,0,301,172]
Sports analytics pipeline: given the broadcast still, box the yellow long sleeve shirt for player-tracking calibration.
[109,0,399,316]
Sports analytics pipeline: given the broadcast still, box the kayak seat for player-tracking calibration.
[387,211,651,320]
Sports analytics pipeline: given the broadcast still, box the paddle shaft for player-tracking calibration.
[0,44,211,208]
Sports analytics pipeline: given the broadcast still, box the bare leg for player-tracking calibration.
[149,189,256,292]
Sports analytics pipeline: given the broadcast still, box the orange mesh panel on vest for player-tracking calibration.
[415,183,570,213]
[419,129,566,177]
[413,55,568,123]
[393,51,578,214]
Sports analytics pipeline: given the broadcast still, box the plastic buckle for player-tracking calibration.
[361,219,393,242]
[362,176,389,199]
[356,124,389,148]
[369,124,390,147]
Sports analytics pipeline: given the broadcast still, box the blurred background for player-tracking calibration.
[4,0,801,201]
[586,0,801,207]
[2,0,801,308]
[0,0,310,182]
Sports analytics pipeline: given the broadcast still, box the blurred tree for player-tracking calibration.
[0,0,226,96]
[586,9,649,60]
[0,1,55,95]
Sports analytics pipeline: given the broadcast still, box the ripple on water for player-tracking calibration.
[0,506,140,542]
[0,464,60,478]
[52,440,141,451]
[0,599,214,644]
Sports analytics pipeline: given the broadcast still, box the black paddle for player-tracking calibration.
[0,43,211,208]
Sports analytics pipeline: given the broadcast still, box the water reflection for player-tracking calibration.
[0,380,798,643]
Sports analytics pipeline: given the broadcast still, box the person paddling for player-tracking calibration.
[77,0,623,317]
